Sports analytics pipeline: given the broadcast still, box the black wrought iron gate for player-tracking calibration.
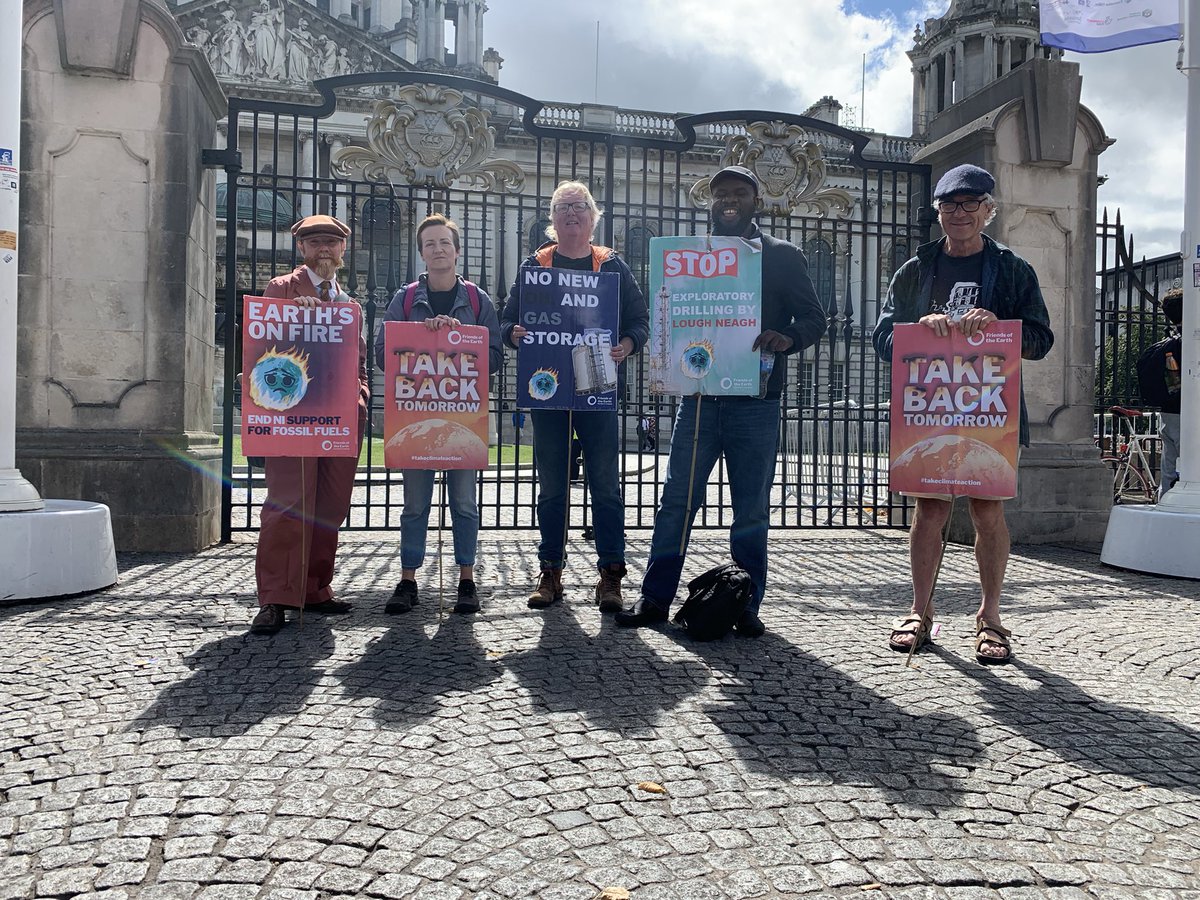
[212,72,932,538]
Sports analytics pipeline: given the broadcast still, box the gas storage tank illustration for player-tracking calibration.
[573,328,618,395]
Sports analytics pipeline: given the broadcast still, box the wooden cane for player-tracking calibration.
[298,456,307,631]
[679,395,703,557]
[437,473,446,624]
[905,495,954,669]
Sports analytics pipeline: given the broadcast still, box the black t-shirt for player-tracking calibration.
[552,251,593,271]
[930,250,983,320]
[426,286,458,318]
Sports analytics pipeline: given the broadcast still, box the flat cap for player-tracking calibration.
[711,165,759,193]
[292,214,351,240]
[933,164,995,199]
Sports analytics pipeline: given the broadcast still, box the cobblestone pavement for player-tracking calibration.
[3,531,1199,899]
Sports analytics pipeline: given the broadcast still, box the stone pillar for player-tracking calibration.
[914,58,1113,546]
[434,0,445,63]
[455,0,469,66]
[17,0,227,551]
[942,51,954,109]
[926,60,939,119]
[984,33,995,86]
[474,0,484,69]
[424,0,438,60]
[300,133,316,217]
[1003,37,1012,75]
[954,39,965,101]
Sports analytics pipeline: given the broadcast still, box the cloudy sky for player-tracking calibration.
[484,0,1185,259]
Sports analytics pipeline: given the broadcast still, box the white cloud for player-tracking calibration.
[485,0,1184,256]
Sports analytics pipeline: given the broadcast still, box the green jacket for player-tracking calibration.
[873,233,1054,445]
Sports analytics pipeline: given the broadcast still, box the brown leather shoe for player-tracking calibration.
[594,563,627,613]
[527,568,563,608]
[250,604,286,635]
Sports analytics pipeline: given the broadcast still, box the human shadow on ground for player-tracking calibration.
[503,606,710,735]
[131,623,335,738]
[668,629,985,807]
[333,613,504,729]
[935,647,1200,796]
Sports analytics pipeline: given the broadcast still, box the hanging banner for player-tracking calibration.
[1040,0,1180,53]
[382,321,490,470]
[241,296,362,457]
[648,236,764,397]
[515,267,620,410]
[888,322,1022,499]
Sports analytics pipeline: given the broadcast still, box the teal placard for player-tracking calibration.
[648,236,764,396]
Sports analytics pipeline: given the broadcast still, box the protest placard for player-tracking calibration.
[648,236,764,396]
[889,321,1022,498]
[382,321,490,470]
[514,267,620,410]
[241,296,361,457]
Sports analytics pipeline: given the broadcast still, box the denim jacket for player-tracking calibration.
[873,233,1054,445]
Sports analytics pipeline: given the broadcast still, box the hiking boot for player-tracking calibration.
[527,568,563,609]
[594,563,627,613]
[385,579,419,614]
[454,579,480,614]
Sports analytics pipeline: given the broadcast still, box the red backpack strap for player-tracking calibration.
[462,279,481,320]
[401,282,418,319]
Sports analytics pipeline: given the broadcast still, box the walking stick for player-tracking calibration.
[561,409,574,570]
[905,495,955,669]
[679,395,703,557]
[298,457,308,631]
[437,472,446,624]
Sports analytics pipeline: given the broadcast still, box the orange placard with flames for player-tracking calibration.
[889,322,1022,498]
[382,321,490,470]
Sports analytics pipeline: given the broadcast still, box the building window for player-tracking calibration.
[805,238,835,309]
[350,3,359,24]
[316,0,330,13]
[625,224,653,285]
[363,3,371,29]
[528,219,551,254]
[801,360,845,408]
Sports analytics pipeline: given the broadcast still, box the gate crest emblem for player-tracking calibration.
[331,85,525,191]
[691,121,852,219]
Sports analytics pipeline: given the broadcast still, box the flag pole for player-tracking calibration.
[1100,0,1200,576]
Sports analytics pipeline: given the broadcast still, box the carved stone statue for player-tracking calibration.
[248,0,286,80]
[287,18,317,83]
[318,35,340,78]
[212,10,247,77]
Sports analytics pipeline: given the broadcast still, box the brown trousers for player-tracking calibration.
[255,454,358,608]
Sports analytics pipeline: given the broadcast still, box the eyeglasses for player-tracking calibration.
[937,199,985,214]
[552,201,591,214]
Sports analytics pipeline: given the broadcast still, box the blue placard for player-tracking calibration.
[515,267,621,411]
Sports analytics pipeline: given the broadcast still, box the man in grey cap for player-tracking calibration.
[616,164,826,636]
[872,164,1054,664]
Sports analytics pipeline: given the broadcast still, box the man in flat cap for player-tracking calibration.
[616,164,826,637]
[250,214,369,635]
[872,164,1054,664]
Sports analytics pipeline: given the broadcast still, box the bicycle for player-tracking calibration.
[1099,405,1160,504]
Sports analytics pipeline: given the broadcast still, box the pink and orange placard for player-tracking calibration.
[381,321,490,470]
[889,321,1022,499]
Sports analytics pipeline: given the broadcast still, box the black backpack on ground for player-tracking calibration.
[673,563,752,641]
[1136,334,1182,413]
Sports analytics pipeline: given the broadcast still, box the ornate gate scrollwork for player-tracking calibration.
[691,121,853,219]
[330,85,525,191]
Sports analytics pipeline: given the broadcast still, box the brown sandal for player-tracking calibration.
[975,618,1013,665]
[888,610,934,653]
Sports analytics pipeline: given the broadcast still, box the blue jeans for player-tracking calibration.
[531,408,625,569]
[399,468,479,569]
[641,395,781,614]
